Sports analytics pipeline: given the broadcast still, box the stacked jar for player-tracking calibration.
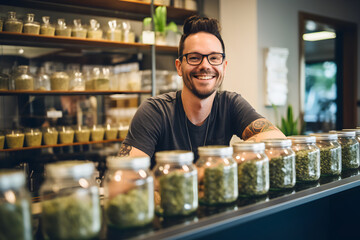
[233,142,269,197]
[105,156,154,228]
[153,150,198,216]
[288,135,320,182]
[333,131,360,170]
[196,146,238,205]
[263,139,296,190]
[40,161,101,239]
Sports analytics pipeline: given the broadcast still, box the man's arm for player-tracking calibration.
[242,118,286,142]
[118,143,149,157]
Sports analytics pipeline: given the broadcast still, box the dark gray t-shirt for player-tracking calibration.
[124,90,263,165]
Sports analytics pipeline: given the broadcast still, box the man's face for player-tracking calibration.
[175,32,227,99]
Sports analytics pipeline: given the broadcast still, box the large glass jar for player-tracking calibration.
[71,19,87,38]
[4,11,23,33]
[91,67,110,90]
[50,72,70,91]
[105,156,154,228]
[106,20,122,41]
[58,126,74,144]
[35,67,50,91]
[23,13,40,34]
[196,145,237,205]
[87,19,103,39]
[69,71,85,91]
[74,125,90,142]
[42,127,58,145]
[40,161,101,240]
[55,18,71,37]
[91,124,105,141]
[14,65,34,90]
[288,135,320,182]
[25,128,42,147]
[233,142,269,197]
[0,73,9,90]
[263,139,296,190]
[153,150,198,216]
[40,16,55,36]
[5,130,25,149]
[335,131,360,170]
[0,170,32,240]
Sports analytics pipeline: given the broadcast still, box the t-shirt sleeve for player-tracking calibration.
[123,99,163,157]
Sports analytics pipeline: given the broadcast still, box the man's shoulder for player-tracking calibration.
[216,90,243,102]
[148,91,178,103]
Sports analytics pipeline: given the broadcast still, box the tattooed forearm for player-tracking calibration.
[242,118,277,140]
[118,143,132,156]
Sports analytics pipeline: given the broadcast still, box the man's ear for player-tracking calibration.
[175,58,182,76]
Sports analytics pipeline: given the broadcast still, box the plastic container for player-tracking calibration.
[55,18,71,37]
[23,13,40,34]
[196,146,237,205]
[42,127,58,145]
[263,139,296,190]
[71,19,87,38]
[40,16,55,36]
[58,126,74,144]
[0,73,9,90]
[0,170,32,239]
[105,124,118,140]
[25,128,42,147]
[4,11,23,33]
[233,142,269,197]
[106,20,122,41]
[5,130,25,149]
[40,161,101,240]
[74,125,90,142]
[105,156,154,228]
[50,72,70,91]
[35,67,50,91]
[87,19,102,39]
[14,66,34,90]
[91,125,105,141]
[335,131,360,170]
[288,135,320,182]
[69,71,85,91]
[153,150,198,216]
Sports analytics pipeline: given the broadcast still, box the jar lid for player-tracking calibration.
[309,133,338,140]
[107,156,150,169]
[330,131,355,137]
[45,160,95,179]
[262,138,292,147]
[232,142,265,151]
[342,129,360,136]
[155,150,194,164]
[287,135,316,143]
[0,170,25,191]
[198,145,233,156]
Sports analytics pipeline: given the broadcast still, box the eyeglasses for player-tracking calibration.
[179,52,226,66]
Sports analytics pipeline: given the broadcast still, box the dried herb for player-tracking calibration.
[75,129,90,142]
[341,142,359,170]
[319,146,341,176]
[6,134,24,149]
[294,149,320,182]
[43,131,58,145]
[25,132,42,147]
[105,129,118,140]
[91,129,104,141]
[238,159,269,196]
[269,155,295,190]
[159,171,197,216]
[59,131,74,144]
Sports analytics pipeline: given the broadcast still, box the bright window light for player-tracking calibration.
[303,31,336,41]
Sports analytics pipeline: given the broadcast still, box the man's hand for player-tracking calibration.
[242,118,286,142]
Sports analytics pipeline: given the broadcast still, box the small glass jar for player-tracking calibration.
[14,66,34,90]
[42,127,58,145]
[233,142,269,197]
[196,146,237,205]
[106,20,122,41]
[118,123,129,139]
[0,131,4,149]
[40,16,55,36]
[58,126,74,144]
[105,156,154,228]
[343,129,360,156]
[5,130,25,149]
[335,131,360,170]
[40,161,101,239]
[87,19,102,39]
[0,170,32,239]
[23,13,40,34]
[91,125,105,141]
[50,71,70,91]
[105,124,118,140]
[263,139,296,190]
[122,21,135,43]
[55,18,71,37]
[0,73,9,90]
[288,135,320,182]
[69,71,85,91]
[25,128,42,147]
[153,150,198,216]
[35,67,50,91]
[91,67,110,90]
[71,19,87,38]
[4,12,23,33]
[75,125,90,142]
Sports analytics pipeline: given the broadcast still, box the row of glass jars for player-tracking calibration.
[0,124,129,149]
[0,11,135,42]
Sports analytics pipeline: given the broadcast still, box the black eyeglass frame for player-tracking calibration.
[178,52,226,66]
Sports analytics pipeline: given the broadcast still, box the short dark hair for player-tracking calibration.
[178,15,225,57]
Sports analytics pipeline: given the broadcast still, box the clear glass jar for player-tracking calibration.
[288,135,320,182]
[343,128,360,149]
[74,125,90,142]
[91,67,110,90]
[87,19,102,39]
[42,127,58,145]
[233,142,269,197]
[106,20,122,41]
[14,65,34,90]
[23,13,40,34]
[153,150,198,216]
[91,124,105,141]
[50,71,70,91]
[4,11,23,33]
[0,170,32,240]
[71,19,87,38]
[118,123,129,139]
[335,131,360,170]
[0,72,9,90]
[35,67,50,91]
[105,124,118,140]
[263,139,296,190]
[40,161,101,239]
[58,126,74,144]
[122,21,135,43]
[69,71,85,91]
[196,145,237,205]
[5,129,25,149]
[0,131,4,149]
[55,18,71,37]
[25,128,42,147]
[40,16,55,36]
[105,156,154,228]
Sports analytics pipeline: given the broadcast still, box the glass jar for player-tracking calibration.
[0,131,4,149]
[35,67,50,91]
[122,21,135,43]
[58,126,74,144]
[55,18,71,37]
[5,130,25,149]
[233,142,269,197]
[91,67,110,90]
[74,125,90,142]
[40,16,55,36]
[69,71,85,91]
[342,129,360,154]
[50,71,70,91]
[87,19,102,39]
[71,19,87,38]
[105,124,118,140]
[105,156,154,228]
[23,13,40,34]
[196,145,237,205]
[0,170,32,240]
[153,150,198,216]
[0,17,3,31]
[118,124,129,139]
[42,127,58,145]
[106,20,122,41]
[335,131,360,170]
[25,128,42,147]
[288,135,320,182]
[40,161,101,239]
[91,125,105,141]
[263,139,296,190]
[0,73,9,90]
[14,66,34,90]
[4,11,23,33]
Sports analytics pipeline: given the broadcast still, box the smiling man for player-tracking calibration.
[119,15,285,165]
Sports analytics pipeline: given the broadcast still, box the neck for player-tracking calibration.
[181,87,216,126]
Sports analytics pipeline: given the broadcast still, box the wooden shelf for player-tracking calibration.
[0,89,152,96]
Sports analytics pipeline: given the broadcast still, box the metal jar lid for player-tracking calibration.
[287,135,316,143]
[106,156,150,170]
[309,133,338,140]
[45,160,95,179]
[0,170,25,191]
[198,145,233,156]
[155,150,194,164]
[232,142,265,152]
[262,138,292,148]
[330,131,355,137]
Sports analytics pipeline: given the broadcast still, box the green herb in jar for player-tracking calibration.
[15,77,34,90]
[269,155,295,190]
[23,24,40,34]
[295,149,320,182]
[59,131,74,144]
[341,142,359,170]
[91,128,104,141]
[320,146,341,176]
[5,133,24,149]
[4,21,23,33]
[92,78,110,90]
[238,159,269,196]
[0,135,4,149]
[105,128,118,140]
[25,132,42,147]
[43,131,58,145]
[40,25,55,36]
[55,28,71,37]
[75,129,90,142]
